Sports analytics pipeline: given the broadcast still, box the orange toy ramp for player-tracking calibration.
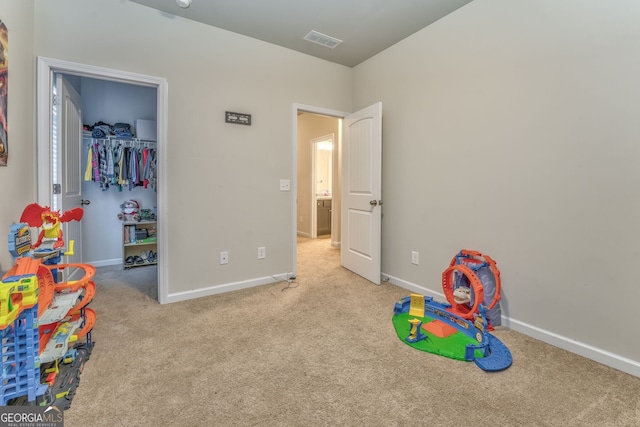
[422,320,457,338]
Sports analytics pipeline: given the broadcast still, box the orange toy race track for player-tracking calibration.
[47,263,96,293]
[39,308,96,352]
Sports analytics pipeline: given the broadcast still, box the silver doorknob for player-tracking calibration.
[80,199,91,205]
[370,200,378,206]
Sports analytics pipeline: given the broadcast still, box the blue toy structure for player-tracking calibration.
[0,306,49,404]
[393,295,512,371]
[393,249,512,372]
[2,211,96,408]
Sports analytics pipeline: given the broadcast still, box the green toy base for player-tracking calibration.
[392,313,485,361]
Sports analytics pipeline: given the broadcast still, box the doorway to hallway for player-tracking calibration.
[297,112,341,243]
[294,109,342,284]
[291,102,383,286]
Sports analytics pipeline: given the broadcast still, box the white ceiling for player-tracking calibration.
[129,0,473,68]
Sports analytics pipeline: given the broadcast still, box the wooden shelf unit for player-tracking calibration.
[122,221,157,269]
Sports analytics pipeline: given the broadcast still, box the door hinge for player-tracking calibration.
[52,94,60,107]
[53,183,61,195]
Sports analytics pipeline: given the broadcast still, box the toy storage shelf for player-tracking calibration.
[122,221,157,269]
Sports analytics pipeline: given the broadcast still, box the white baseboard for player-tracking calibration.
[382,273,446,300]
[166,272,294,304]
[505,317,640,378]
[297,231,311,238]
[382,272,640,378]
[85,258,121,267]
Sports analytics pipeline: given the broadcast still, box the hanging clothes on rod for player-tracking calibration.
[83,136,157,192]
[112,143,123,185]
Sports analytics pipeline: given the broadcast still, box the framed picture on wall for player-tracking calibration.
[0,19,7,166]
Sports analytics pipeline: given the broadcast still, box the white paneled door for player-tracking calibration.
[341,102,382,284]
[55,74,83,278]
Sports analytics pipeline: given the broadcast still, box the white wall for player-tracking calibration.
[0,1,34,274]
[32,0,352,298]
[353,0,640,374]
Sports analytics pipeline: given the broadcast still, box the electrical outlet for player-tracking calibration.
[411,251,419,265]
[258,246,266,259]
[220,251,229,265]
[280,179,291,191]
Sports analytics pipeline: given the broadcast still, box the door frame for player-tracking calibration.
[291,103,348,277]
[36,57,169,303]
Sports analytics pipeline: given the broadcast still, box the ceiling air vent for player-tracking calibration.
[303,30,343,49]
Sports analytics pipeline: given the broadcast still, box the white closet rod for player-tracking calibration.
[83,136,157,148]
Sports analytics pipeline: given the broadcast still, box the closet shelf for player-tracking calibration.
[124,238,157,247]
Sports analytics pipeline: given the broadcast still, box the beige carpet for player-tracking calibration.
[65,237,640,426]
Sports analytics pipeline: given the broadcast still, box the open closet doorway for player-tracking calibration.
[36,57,169,303]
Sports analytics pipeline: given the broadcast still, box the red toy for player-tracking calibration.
[20,203,84,249]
